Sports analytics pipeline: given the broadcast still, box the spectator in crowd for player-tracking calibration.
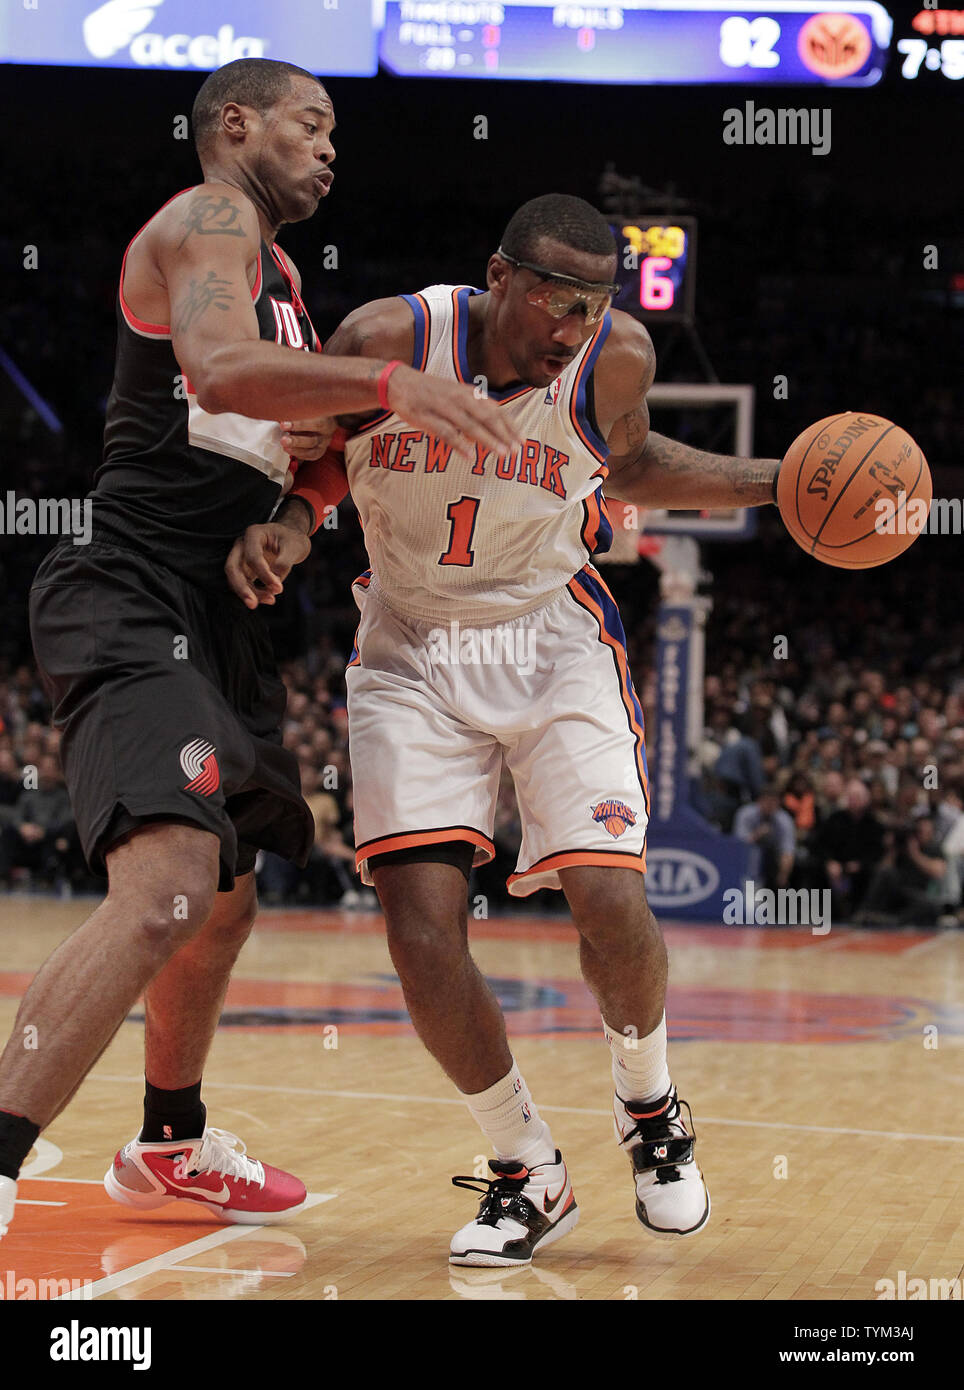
[811,778,885,920]
[939,806,964,927]
[862,739,898,798]
[299,762,373,909]
[813,769,845,823]
[855,815,948,927]
[0,750,21,826]
[782,773,815,835]
[711,720,765,831]
[0,753,79,889]
[733,787,796,891]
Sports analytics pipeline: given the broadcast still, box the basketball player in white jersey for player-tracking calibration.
[228,195,779,1265]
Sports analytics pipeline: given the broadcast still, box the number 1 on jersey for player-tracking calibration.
[439,495,480,567]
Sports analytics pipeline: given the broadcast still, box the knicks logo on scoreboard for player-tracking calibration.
[590,799,637,839]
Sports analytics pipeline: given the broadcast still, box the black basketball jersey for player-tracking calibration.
[92,187,320,587]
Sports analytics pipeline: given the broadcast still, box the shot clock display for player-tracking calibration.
[611,220,696,325]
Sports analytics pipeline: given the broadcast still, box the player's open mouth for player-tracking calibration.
[313,173,333,195]
[543,355,570,372]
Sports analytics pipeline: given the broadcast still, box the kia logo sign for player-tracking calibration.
[645,848,719,907]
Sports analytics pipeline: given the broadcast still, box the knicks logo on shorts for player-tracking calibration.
[180,738,220,797]
[590,799,637,839]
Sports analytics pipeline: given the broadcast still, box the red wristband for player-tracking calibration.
[377,360,404,411]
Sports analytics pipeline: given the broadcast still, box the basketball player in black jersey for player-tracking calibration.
[0,58,519,1240]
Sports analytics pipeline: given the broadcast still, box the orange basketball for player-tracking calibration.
[775,413,931,569]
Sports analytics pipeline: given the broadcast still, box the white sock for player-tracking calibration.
[462,1060,557,1168]
[603,1013,672,1104]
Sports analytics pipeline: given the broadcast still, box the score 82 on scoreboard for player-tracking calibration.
[380,2,893,84]
[611,220,697,325]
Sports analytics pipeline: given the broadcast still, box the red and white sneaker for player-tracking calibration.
[104,1127,307,1224]
[449,1151,578,1267]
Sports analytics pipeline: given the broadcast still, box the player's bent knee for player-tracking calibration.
[568,878,663,955]
[386,918,469,984]
[106,823,221,916]
[132,907,207,962]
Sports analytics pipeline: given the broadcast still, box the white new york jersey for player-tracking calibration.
[344,284,614,625]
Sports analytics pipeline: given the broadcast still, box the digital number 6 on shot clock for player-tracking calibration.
[640,257,674,311]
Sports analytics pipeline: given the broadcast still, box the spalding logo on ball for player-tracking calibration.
[775,412,931,569]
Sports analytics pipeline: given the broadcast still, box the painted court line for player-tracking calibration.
[902,932,959,959]
[89,1073,964,1145]
[28,1176,103,1185]
[168,1265,294,1276]
[54,1224,262,1299]
[52,1192,336,1300]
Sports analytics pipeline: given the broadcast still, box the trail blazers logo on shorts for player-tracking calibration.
[180,738,220,797]
[591,799,637,839]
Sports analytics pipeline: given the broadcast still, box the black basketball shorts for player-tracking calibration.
[29,540,313,892]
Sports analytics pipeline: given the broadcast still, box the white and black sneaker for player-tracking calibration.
[615,1087,710,1238]
[450,1151,578,1267]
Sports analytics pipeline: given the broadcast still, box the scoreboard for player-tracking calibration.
[2,1,961,87]
[380,2,894,84]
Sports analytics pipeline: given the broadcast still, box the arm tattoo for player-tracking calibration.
[177,195,247,248]
[641,432,778,503]
[173,271,234,333]
[622,405,649,454]
[326,323,380,429]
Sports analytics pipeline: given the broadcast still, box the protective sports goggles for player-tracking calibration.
[496,247,619,326]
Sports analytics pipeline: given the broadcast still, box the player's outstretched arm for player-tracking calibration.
[226,296,525,609]
[161,189,519,460]
[598,313,779,508]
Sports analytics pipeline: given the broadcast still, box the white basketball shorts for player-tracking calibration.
[346,564,650,896]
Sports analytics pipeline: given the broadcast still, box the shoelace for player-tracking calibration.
[619,1094,697,1150]
[451,1171,533,1228]
[176,1128,266,1189]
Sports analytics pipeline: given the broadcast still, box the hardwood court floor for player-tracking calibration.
[0,896,961,1302]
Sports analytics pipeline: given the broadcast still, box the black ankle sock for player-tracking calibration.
[139,1081,206,1143]
[0,1108,41,1181]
